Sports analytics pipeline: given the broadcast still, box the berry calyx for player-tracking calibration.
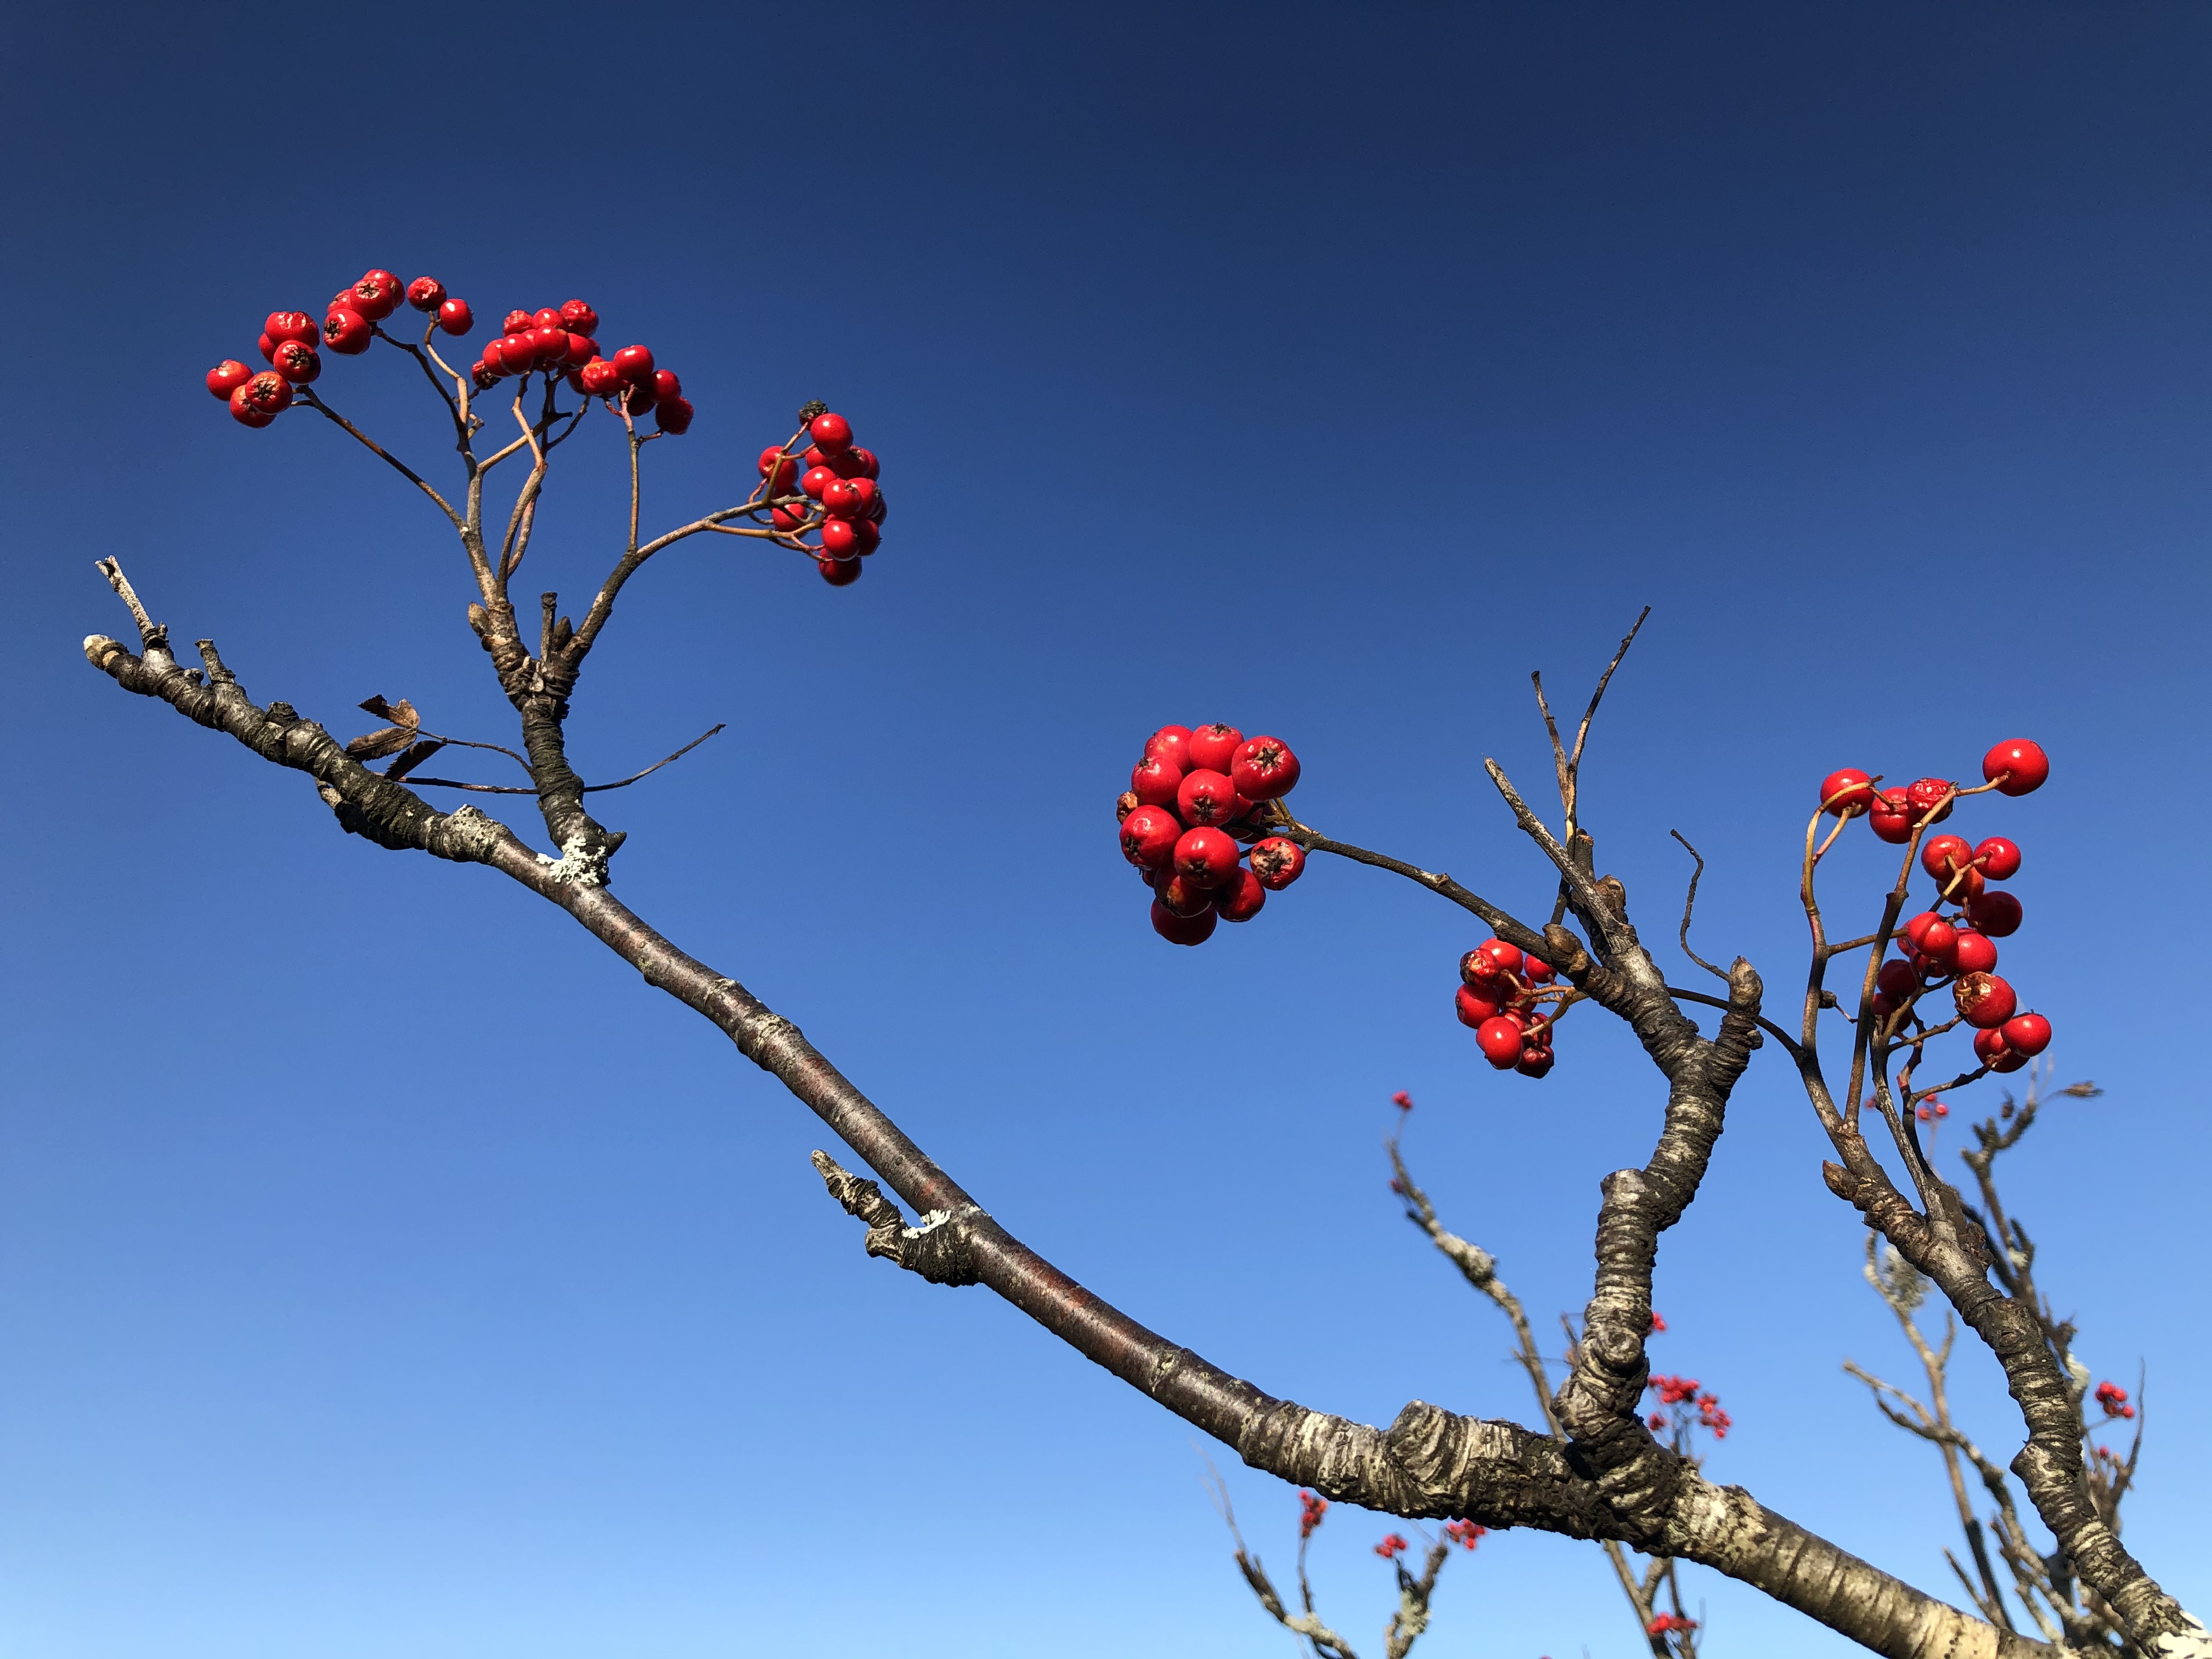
[1187,723,1244,773]
[1229,736,1301,800]
[1982,739,2050,796]
[240,369,292,415]
[1475,1017,1525,1068]
[270,340,320,383]
[1172,826,1242,890]
[1819,768,1876,817]
[1216,867,1267,922]
[1973,836,2022,881]
[809,411,853,454]
[1130,756,1183,808]
[1966,890,2023,937]
[323,308,373,355]
[227,384,275,427]
[1119,804,1181,867]
[406,276,445,312]
[2001,1012,2051,1056]
[1953,972,2018,1030]
[205,359,253,399]
[1905,777,1956,823]
[1152,899,1217,945]
[1176,769,1242,826]
[349,270,403,320]
[1249,837,1305,889]
[1867,787,1914,843]
[437,297,475,335]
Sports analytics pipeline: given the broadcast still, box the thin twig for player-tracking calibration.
[405,723,726,795]
[1668,831,1729,983]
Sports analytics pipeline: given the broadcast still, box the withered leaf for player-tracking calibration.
[355,695,421,729]
[345,725,418,761]
[384,740,448,781]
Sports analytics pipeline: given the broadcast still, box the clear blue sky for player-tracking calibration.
[4,5,2207,1655]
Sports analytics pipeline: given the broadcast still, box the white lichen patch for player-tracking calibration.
[2158,1616,2212,1658]
[538,834,608,887]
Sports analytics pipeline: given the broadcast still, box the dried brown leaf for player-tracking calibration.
[345,725,417,761]
[384,740,448,781]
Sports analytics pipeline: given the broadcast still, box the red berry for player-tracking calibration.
[650,369,683,405]
[1905,778,1955,823]
[771,501,812,533]
[1216,867,1267,922]
[503,309,534,335]
[323,308,373,355]
[846,445,880,479]
[1982,740,2049,797]
[264,311,318,346]
[1523,955,1555,984]
[257,332,276,363]
[844,477,880,519]
[227,383,275,427]
[239,369,292,415]
[810,411,853,454]
[820,517,861,556]
[1187,723,1244,772]
[1477,937,1524,976]
[1972,1028,2014,1068]
[1120,804,1182,867]
[801,465,836,501]
[562,332,597,368]
[270,339,320,383]
[532,325,572,366]
[816,554,862,586]
[1177,769,1242,826]
[1249,837,1305,889]
[1151,898,1217,945]
[1875,960,1919,1000]
[1130,756,1183,808]
[470,361,496,390]
[1966,890,2023,937]
[1476,1017,1525,1067]
[1230,736,1301,800]
[350,270,403,320]
[1954,972,2017,1029]
[1819,768,1875,817]
[758,448,799,493]
[2001,1012,2051,1056]
[849,520,882,555]
[1973,837,2022,881]
[1920,834,1973,882]
[1455,984,1505,1027]
[558,300,600,336]
[1900,912,1945,950]
[656,396,693,435]
[1154,870,1214,918]
[827,448,870,479]
[531,307,565,332]
[438,297,474,336]
[1868,787,1914,843]
[1173,826,1241,889]
[1950,929,1998,975]
[1515,1046,1555,1079]
[822,478,864,520]
[1144,726,1193,771]
[579,358,622,396]
[1916,918,1960,969]
[205,359,253,399]
[612,344,654,385]
[406,276,445,312]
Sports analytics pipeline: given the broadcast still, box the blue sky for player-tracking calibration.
[3,4,2208,1655]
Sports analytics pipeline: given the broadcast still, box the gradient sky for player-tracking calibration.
[4,4,2208,1656]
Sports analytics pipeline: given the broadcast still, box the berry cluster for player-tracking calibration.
[1821,740,2055,1077]
[1645,1374,1731,1440]
[206,268,475,426]
[1442,1519,1486,1551]
[767,410,887,585]
[476,300,698,437]
[1297,1489,1328,1539]
[1647,1612,1699,1637]
[2096,1381,2136,1420]
[1114,724,1306,945]
[1373,1533,1409,1560]
[1454,937,1562,1078]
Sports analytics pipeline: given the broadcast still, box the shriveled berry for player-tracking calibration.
[1145,725,1193,771]
[1868,787,1914,843]
[1905,777,1956,823]
[815,554,861,586]
[1921,834,1973,882]
[1974,837,2022,881]
[1966,890,2023,937]
[227,383,275,427]
[1455,984,1505,1027]
[612,344,655,385]
[579,358,623,396]
[1116,792,1139,823]
[1230,736,1301,800]
[350,270,403,319]
[1249,837,1305,889]
[1982,740,2049,796]
[2001,1012,2051,1056]
[1820,768,1876,816]
[270,339,320,383]
[1120,804,1181,868]
[438,297,475,335]
[265,311,318,346]
[1950,929,1998,975]
[406,276,445,312]
[1954,972,2018,1029]
[1216,867,1267,922]
[1187,723,1244,772]
[559,300,600,336]
[1476,1016,1525,1068]
[206,359,253,399]
[1173,827,1241,889]
[323,308,373,354]
[470,360,496,390]
[503,309,534,335]
[1130,756,1183,808]
[1515,1047,1555,1079]
[1177,769,1241,826]
[809,411,853,454]
[1152,898,1217,945]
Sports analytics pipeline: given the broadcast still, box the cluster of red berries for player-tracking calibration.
[1454,938,1561,1078]
[761,410,887,585]
[205,268,473,427]
[1914,1097,1951,1124]
[1646,1374,1730,1440]
[2095,1381,2136,1420]
[1442,1519,1486,1551]
[1114,724,1306,945]
[1647,1612,1699,1637]
[1821,740,2056,1076]
[473,299,696,436]
[1373,1533,1410,1560]
[1297,1490,1328,1540]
